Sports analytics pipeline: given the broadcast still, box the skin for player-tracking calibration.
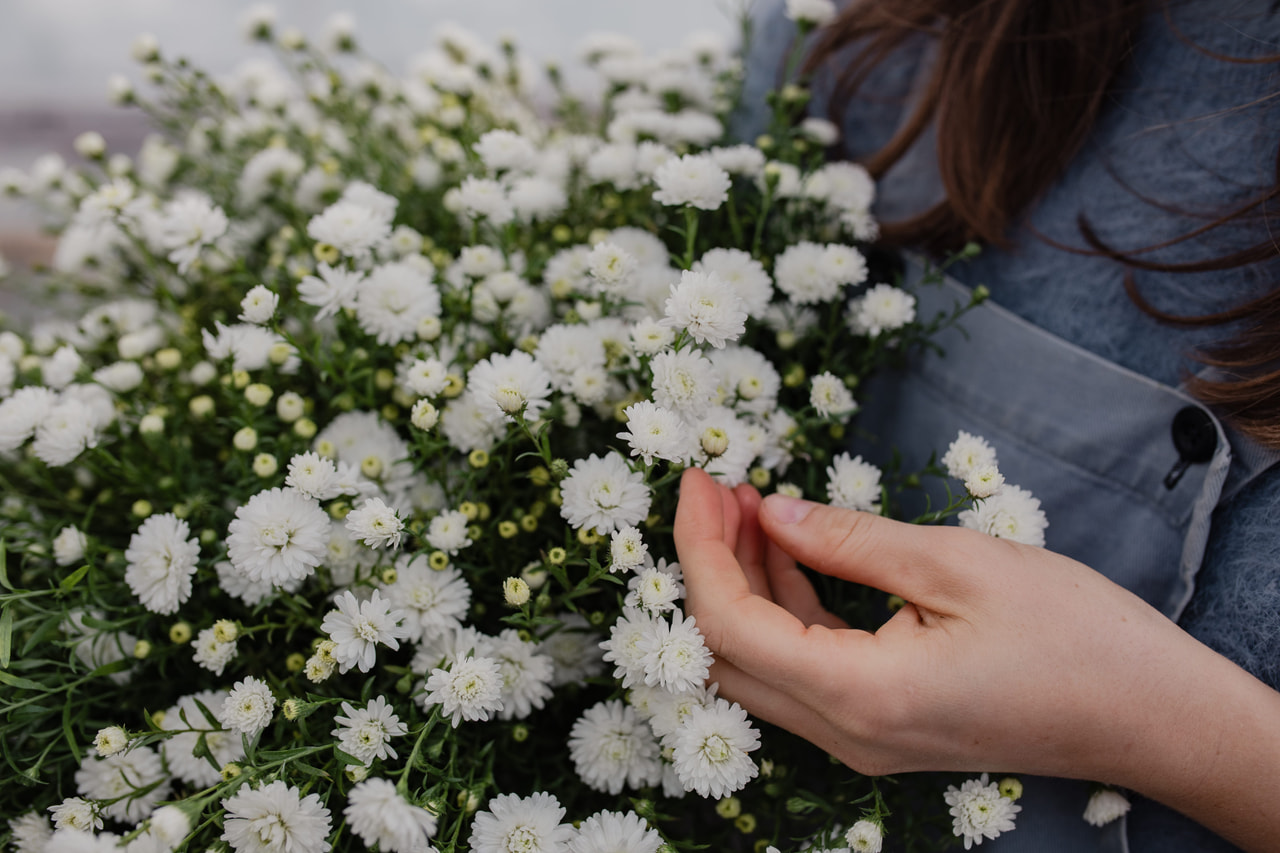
[672,467,1280,852]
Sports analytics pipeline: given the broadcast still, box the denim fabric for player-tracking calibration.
[737,1,1280,850]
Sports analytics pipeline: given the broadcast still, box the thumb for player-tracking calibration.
[758,494,976,607]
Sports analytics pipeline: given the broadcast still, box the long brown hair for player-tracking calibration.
[803,0,1280,449]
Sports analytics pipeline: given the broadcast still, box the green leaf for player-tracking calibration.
[0,669,48,691]
[0,542,13,592]
[0,604,12,669]
[59,564,91,592]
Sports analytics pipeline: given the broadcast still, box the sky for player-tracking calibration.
[0,0,746,107]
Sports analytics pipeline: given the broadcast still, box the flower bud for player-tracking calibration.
[503,577,530,607]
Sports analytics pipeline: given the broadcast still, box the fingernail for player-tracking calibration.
[765,494,814,524]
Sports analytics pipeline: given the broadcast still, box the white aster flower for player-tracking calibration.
[8,811,53,852]
[222,780,332,853]
[559,452,652,534]
[600,607,659,689]
[227,487,330,586]
[357,260,442,345]
[637,610,713,694]
[568,810,663,853]
[124,512,200,615]
[400,356,450,398]
[618,400,690,467]
[586,242,639,297]
[423,654,505,726]
[957,484,1048,547]
[649,349,720,419]
[661,270,747,349]
[162,690,244,788]
[848,283,915,337]
[322,589,410,674]
[652,153,731,210]
[32,399,98,466]
[485,628,555,720]
[568,700,663,795]
[42,345,82,390]
[285,451,343,500]
[693,248,773,316]
[944,773,1021,849]
[298,263,365,320]
[671,697,760,799]
[1082,788,1131,827]
[810,371,857,419]
[156,193,228,273]
[542,613,607,688]
[624,566,684,614]
[774,241,850,304]
[192,625,239,675]
[345,497,405,550]
[827,453,882,513]
[468,791,573,853]
[48,798,101,833]
[385,552,471,642]
[455,176,514,226]
[964,465,1005,499]
[74,744,169,823]
[609,525,648,573]
[845,820,884,853]
[332,695,407,766]
[239,284,278,325]
[0,386,59,452]
[307,199,391,261]
[468,350,554,423]
[92,360,144,392]
[629,317,675,356]
[708,144,766,177]
[220,675,276,736]
[52,525,87,567]
[942,431,999,481]
[474,129,538,174]
[346,777,439,853]
[426,508,473,554]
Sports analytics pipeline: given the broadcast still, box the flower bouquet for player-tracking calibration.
[0,5,1049,853]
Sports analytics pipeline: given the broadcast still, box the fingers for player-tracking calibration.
[731,483,773,599]
[675,468,822,675]
[764,538,848,629]
[758,494,978,607]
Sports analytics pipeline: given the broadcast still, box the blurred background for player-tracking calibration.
[0,0,744,305]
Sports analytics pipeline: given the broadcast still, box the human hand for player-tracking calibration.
[672,467,1280,846]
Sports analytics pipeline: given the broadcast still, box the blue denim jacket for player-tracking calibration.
[738,1,1280,850]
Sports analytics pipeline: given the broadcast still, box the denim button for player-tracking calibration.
[1164,406,1217,489]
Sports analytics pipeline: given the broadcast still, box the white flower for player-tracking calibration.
[637,610,713,694]
[848,284,915,337]
[488,628,556,720]
[239,285,278,324]
[201,321,295,372]
[475,129,538,173]
[827,453,882,513]
[942,431,999,481]
[332,695,407,766]
[649,349,720,419]
[52,526,87,567]
[568,810,663,853]
[222,781,332,853]
[1082,788,1131,827]
[92,360,144,392]
[220,675,276,736]
[8,811,53,852]
[964,465,1005,499]
[227,487,330,586]
[345,497,405,549]
[298,263,365,320]
[285,451,343,501]
[469,350,554,422]
[559,452,652,534]
[42,345,82,390]
[652,153,731,210]
[586,242,639,297]
[568,700,663,795]
[0,386,58,451]
[455,176,514,225]
[845,820,884,853]
[322,589,410,674]
[630,317,675,356]
[74,744,169,823]
[661,270,747,349]
[400,356,450,397]
[671,697,760,798]
[624,566,684,614]
[600,607,659,689]
[542,613,606,688]
[385,552,471,642]
[148,805,192,848]
[609,525,648,573]
[810,371,857,419]
[346,777,439,853]
[423,654,505,726]
[774,241,862,304]
[307,199,391,261]
[357,260,442,345]
[32,399,98,466]
[708,144,766,177]
[617,400,691,466]
[944,773,1021,849]
[957,484,1048,547]
[426,508,473,554]
[124,512,200,615]
[693,248,773,315]
[48,798,101,833]
[192,625,239,675]
[156,193,228,272]
[468,792,574,853]
[785,0,838,26]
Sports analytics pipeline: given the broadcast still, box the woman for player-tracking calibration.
[674,0,1280,850]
